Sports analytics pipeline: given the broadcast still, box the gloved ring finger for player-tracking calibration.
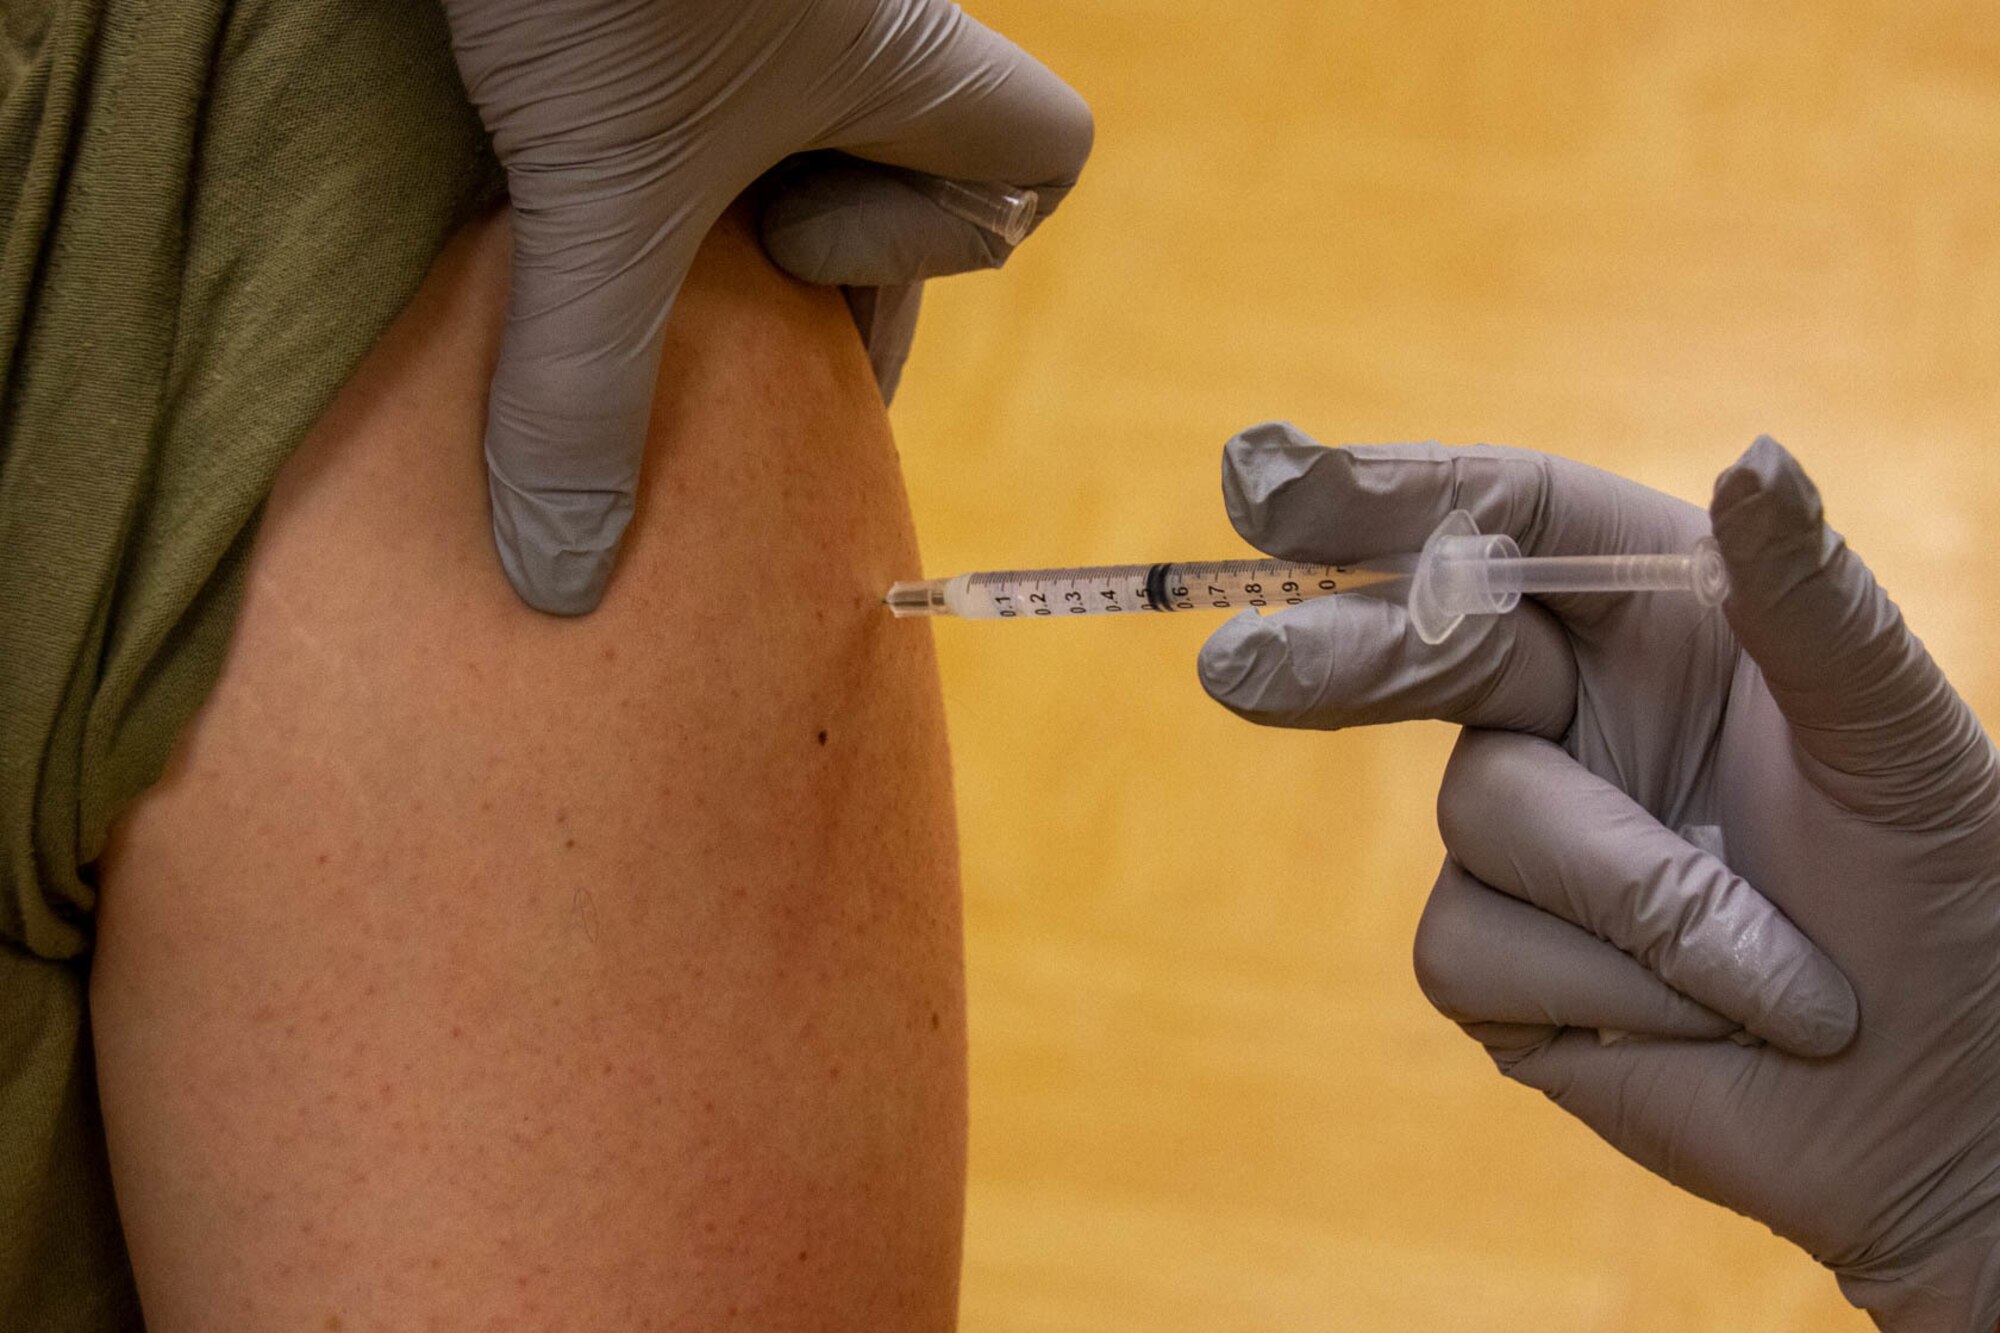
[1414,859,1739,1042]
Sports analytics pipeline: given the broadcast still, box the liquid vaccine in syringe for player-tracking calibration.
[886,559,1411,619]
[886,511,1729,644]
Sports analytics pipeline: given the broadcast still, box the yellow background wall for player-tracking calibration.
[890,4,2000,1328]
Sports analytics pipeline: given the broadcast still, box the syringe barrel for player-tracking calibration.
[886,561,1399,620]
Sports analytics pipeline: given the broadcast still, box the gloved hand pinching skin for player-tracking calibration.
[441,0,1093,613]
[1197,423,2000,1332]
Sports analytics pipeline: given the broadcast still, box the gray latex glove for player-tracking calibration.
[441,0,1092,613]
[1196,423,2000,1332]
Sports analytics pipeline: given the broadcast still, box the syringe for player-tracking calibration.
[886,510,1730,644]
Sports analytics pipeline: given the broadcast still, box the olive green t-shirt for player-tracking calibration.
[0,0,504,1322]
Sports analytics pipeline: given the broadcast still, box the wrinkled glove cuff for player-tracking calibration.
[1837,1226,2000,1333]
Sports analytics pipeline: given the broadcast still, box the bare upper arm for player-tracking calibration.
[90,202,965,1330]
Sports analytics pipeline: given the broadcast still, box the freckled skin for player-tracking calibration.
[90,204,965,1330]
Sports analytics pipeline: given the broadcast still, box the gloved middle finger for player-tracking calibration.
[1197,585,1576,738]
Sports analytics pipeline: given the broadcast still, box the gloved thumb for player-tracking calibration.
[484,184,717,614]
[1710,436,1990,818]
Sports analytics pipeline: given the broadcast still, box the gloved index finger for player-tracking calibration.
[1223,421,1712,629]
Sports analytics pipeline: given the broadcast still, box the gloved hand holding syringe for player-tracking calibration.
[887,507,1730,643]
[901,421,2000,1328]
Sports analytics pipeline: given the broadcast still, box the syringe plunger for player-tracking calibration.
[1406,510,1729,644]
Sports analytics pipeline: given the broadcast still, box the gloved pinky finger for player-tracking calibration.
[1457,1021,1561,1075]
[1414,859,1740,1043]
